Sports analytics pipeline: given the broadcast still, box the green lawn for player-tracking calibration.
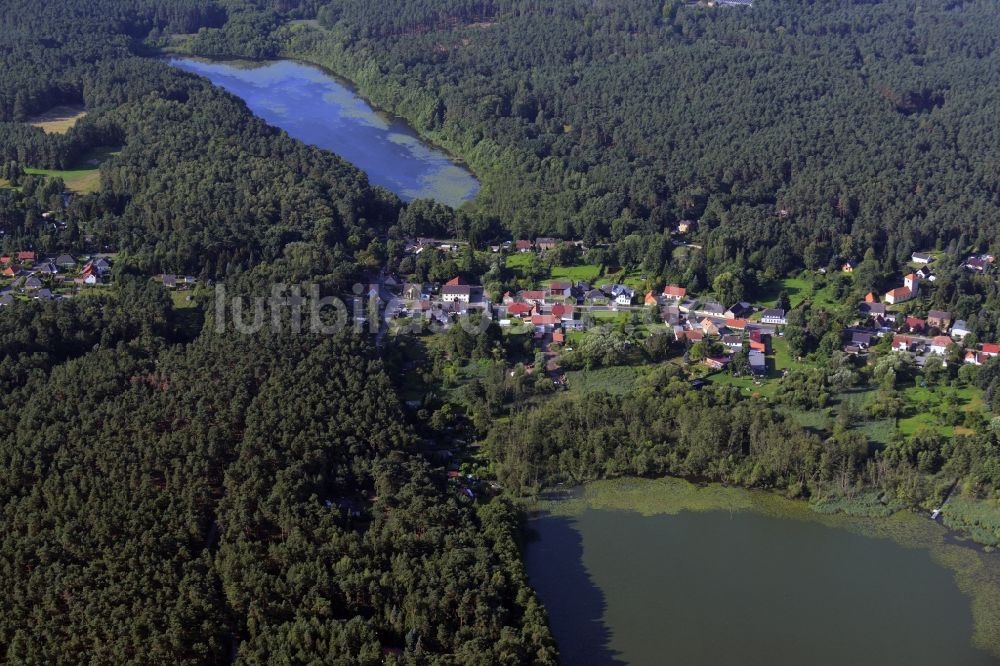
[549,263,602,283]
[504,252,532,273]
[22,146,120,194]
[707,371,778,400]
[755,274,846,311]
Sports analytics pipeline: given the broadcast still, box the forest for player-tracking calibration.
[0,1,555,662]
[260,0,1000,281]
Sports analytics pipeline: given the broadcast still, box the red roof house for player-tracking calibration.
[662,285,687,300]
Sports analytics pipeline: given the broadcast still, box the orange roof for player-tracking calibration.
[508,303,532,315]
[645,291,658,305]
[885,287,911,300]
[905,273,918,281]
[931,335,952,347]
[865,292,876,303]
[981,343,1000,355]
[663,285,686,298]
[445,276,465,286]
[725,318,748,329]
[531,314,559,326]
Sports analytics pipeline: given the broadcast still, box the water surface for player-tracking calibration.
[169,58,479,207]
[526,486,999,665]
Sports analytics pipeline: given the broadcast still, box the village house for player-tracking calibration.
[551,303,575,322]
[929,335,953,356]
[519,289,547,305]
[677,220,696,234]
[24,276,42,290]
[515,240,533,253]
[964,256,988,272]
[851,331,874,349]
[700,318,722,336]
[583,288,607,304]
[704,356,730,370]
[16,251,35,263]
[722,334,743,350]
[726,318,749,331]
[903,273,919,293]
[749,350,767,376]
[884,287,912,305]
[864,292,877,303]
[749,330,771,353]
[904,316,926,333]
[760,308,786,325]
[892,335,914,352]
[661,305,681,326]
[678,299,699,314]
[951,320,970,339]
[682,329,705,343]
[662,284,687,301]
[696,302,726,317]
[609,284,634,305]
[927,310,951,330]
[860,301,886,317]
[965,351,986,366]
[644,291,659,307]
[441,284,474,304]
[506,302,533,318]
[547,281,572,298]
[530,314,559,331]
[983,343,1000,358]
[841,261,855,273]
[55,254,76,267]
[402,282,431,301]
[535,237,557,251]
[911,252,934,264]
[725,302,752,319]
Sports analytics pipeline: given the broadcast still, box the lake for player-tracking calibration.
[169,58,479,207]
[526,479,1000,665]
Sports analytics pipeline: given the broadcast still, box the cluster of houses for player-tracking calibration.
[853,295,998,367]
[911,250,994,275]
[0,251,112,306]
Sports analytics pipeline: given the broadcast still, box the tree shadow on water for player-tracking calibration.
[524,514,626,666]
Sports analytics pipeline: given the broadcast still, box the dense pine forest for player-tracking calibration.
[265,0,1000,276]
[0,1,555,662]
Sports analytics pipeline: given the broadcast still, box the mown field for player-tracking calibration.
[27,104,86,134]
[22,146,119,194]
